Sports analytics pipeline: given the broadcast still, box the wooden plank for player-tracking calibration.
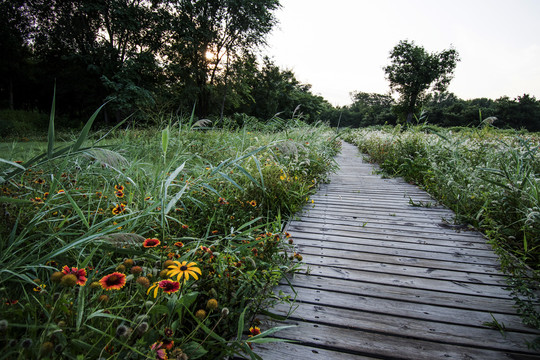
[248,342,379,360]
[290,218,484,240]
[275,286,529,331]
[301,255,506,285]
[288,222,488,244]
[280,274,516,313]
[288,226,493,251]
[294,241,501,266]
[268,302,539,351]
[257,320,525,360]
[303,264,512,298]
[291,232,498,258]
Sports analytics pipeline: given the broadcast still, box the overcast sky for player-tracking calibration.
[263,0,540,106]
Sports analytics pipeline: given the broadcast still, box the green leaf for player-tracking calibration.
[162,126,170,155]
[63,190,90,230]
[165,182,188,215]
[237,307,247,340]
[47,84,56,159]
[72,103,107,152]
[0,158,25,170]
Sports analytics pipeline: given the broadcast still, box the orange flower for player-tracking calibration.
[99,272,126,290]
[115,184,124,191]
[112,203,126,215]
[174,242,184,248]
[143,238,161,248]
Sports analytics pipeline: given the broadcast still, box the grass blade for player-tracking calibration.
[47,85,56,159]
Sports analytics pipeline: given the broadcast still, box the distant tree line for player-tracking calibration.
[0,0,330,130]
[325,91,540,131]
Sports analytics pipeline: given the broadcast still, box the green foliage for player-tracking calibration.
[384,40,460,122]
[342,125,540,332]
[0,108,339,358]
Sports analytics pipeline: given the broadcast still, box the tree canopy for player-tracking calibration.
[384,40,460,122]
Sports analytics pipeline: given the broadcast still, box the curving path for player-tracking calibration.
[252,142,540,360]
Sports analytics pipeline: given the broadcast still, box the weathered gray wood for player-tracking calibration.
[295,240,500,266]
[268,302,537,352]
[250,142,539,360]
[258,320,527,360]
[291,226,494,251]
[279,274,516,313]
[292,232,498,258]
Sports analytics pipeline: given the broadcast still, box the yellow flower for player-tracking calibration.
[147,282,160,298]
[167,261,202,283]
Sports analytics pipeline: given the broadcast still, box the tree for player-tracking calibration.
[384,40,459,123]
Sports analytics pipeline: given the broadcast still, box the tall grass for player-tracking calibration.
[0,106,340,359]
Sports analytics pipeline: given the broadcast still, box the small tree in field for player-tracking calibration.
[384,40,460,123]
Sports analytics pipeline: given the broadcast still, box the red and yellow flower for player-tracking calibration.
[99,272,126,290]
[61,266,88,286]
[143,238,161,248]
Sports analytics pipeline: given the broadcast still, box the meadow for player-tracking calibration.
[0,115,340,359]
[341,124,540,331]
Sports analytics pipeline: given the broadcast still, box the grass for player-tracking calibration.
[341,124,540,338]
[0,111,341,359]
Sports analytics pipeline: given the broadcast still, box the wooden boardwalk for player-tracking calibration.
[252,142,540,360]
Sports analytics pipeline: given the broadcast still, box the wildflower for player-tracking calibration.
[33,284,46,292]
[181,224,188,230]
[147,282,160,298]
[116,324,130,338]
[115,184,124,191]
[162,339,174,350]
[123,259,134,268]
[34,178,45,185]
[162,260,175,269]
[95,191,102,198]
[249,326,261,337]
[31,197,44,204]
[57,189,65,194]
[21,338,33,349]
[150,342,167,360]
[159,269,169,278]
[221,307,229,317]
[164,327,174,337]
[98,294,110,303]
[115,190,124,198]
[136,276,150,288]
[206,298,218,311]
[137,322,149,335]
[158,280,180,294]
[4,299,18,306]
[116,264,126,273]
[112,203,126,215]
[40,341,54,355]
[166,261,202,283]
[143,238,161,248]
[248,200,257,207]
[61,266,87,286]
[131,266,143,275]
[99,272,127,290]
[218,197,229,205]
[43,192,49,199]
[195,309,206,320]
[50,271,64,283]
[174,242,184,248]
[145,196,152,201]
[90,281,101,290]
[60,274,78,287]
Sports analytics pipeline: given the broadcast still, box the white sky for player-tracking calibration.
[263,0,540,106]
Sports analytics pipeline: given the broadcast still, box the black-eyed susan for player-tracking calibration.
[166,261,201,283]
[99,272,126,290]
[143,238,160,248]
[248,200,257,207]
[147,282,160,298]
